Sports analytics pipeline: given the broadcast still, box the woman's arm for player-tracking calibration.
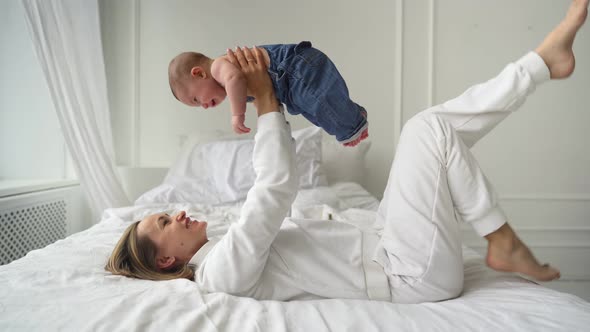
[194,47,298,295]
[227,47,279,117]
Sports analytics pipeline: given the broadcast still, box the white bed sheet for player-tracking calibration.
[1,182,589,331]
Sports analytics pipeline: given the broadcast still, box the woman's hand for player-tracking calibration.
[226,46,279,117]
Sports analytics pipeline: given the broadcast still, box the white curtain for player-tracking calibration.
[22,0,129,218]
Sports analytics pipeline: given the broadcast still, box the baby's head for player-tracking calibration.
[168,52,226,109]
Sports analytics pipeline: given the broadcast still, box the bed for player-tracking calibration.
[1,127,589,331]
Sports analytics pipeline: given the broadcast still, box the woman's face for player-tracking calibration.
[137,210,208,269]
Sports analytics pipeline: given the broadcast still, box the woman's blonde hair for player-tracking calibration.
[105,221,195,281]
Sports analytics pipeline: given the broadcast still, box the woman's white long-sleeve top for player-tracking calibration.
[191,111,390,301]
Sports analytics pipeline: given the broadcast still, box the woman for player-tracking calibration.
[107,0,587,303]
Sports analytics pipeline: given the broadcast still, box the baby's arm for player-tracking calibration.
[210,58,250,134]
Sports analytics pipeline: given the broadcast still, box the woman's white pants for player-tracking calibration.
[373,52,551,303]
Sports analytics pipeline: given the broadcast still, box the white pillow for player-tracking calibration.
[135,180,226,206]
[136,126,326,205]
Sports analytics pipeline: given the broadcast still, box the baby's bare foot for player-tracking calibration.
[485,223,560,282]
[535,0,588,79]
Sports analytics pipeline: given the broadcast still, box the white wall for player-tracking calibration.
[101,0,590,299]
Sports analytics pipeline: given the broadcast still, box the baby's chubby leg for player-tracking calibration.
[284,43,369,147]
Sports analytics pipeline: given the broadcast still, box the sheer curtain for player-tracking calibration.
[21,0,129,218]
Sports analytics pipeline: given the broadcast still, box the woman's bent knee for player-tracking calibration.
[401,113,444,141]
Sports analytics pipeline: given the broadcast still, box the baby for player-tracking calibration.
[168,41,368,146]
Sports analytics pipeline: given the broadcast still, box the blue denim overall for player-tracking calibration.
[257,41,368,143]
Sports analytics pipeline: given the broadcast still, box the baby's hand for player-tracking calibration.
[232,114,250,134]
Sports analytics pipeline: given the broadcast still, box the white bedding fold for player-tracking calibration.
[1,184,589,331]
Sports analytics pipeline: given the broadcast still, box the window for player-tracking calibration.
[0,0,76,197]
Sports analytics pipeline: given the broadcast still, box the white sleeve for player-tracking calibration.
[195,110,298,294]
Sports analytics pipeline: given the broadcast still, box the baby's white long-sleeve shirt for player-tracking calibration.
[191,111,390,301]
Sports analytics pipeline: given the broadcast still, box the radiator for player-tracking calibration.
[0,185,82,265]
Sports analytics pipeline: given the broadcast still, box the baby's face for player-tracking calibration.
[178,77,226,109]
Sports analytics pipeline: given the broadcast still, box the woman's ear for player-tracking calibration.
[156,255,176,270]
[190,66,207,79]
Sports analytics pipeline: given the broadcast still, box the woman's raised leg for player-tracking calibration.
[478,0,587,282]
[374,0,587,303]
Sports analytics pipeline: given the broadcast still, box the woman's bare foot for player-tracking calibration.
[535,0,588,79]
[485,223,560,282]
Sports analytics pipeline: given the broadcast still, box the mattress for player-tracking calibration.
[0,182,589,331]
